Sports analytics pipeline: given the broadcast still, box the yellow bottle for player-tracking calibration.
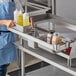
[17,10,23,26]
[23,13,30,26]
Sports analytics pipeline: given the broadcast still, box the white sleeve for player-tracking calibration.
[14,0,24,12]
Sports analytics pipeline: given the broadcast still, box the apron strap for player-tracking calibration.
[12,0,14,2]
[0,31,10,32]
[0,31,10,34]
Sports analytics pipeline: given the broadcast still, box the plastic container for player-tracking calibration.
[52,33,62,45]
[14,9,19,23]
[23,12,30,26]
[17,10,23,26]
[52,33,58,45]
[56,36,62,45]
[47,33,53,44]
[65,47,71,55]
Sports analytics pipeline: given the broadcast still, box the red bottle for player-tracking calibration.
[65,47,72,55]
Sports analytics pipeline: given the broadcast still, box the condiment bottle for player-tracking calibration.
[14,9,19,23]
[47,33,53,44]
[17,10,23,26]
[23,12,30,26]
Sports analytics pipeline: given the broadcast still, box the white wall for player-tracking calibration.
[56,0,76,21]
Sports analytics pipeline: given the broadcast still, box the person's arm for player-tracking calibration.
[0,20,15,28]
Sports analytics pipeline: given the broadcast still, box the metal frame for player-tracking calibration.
[8,27,76,76]
[20,38,25,76]
[8,11,76,75]
[27,2,51,16]
[11,0,76,76]
[18,0,51,76]
[48,0,51,7]
[52,0,56,15]
[15,42,76,76]
[51,0,76,67]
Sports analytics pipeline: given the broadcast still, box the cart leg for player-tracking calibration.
[67,59,71,67]
[20,38,25,76]
[48,0,51,7]
[18,49,21,68]
[21,51,25,76]
[69,59,72,67]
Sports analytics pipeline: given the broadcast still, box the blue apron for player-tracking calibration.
[0,0,17,65]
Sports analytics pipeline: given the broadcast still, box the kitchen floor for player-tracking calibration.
[7,53,41,73]
[9,65,72,76]
[26,65,72,76]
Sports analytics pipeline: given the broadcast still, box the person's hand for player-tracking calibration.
[5,20,15,28]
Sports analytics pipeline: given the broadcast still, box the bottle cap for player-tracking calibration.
[24,12,29,17]
[19,10,23,14]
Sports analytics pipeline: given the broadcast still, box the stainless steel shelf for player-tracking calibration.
[14,41,76,76]
[8,14,76,76]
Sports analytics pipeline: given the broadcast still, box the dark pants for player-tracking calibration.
[0,64,9,76]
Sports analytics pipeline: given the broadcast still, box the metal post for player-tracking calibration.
[25,0,27,12]
[52,0,56,15]
[51,0,56,32]
[20,38,25,76]
[48,0,51,7]
[20,0,28,76]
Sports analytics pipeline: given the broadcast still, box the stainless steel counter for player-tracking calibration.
[8,14,76,76]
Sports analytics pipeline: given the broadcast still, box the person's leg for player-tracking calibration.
[0,64,9,76]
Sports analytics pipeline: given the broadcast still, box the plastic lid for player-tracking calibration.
[24,12,29,17]
[47,33,52,37]
[53,32,58,36]
[19,10,23,13]
[15,9,18,11]
[14,9,18,12]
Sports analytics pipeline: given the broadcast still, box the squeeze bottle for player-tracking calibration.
[23,13,30,26]
[14,9,19,23]
[47,33,53,44]
[17,10,23,26]
[52,33,58,45]
[52,33,62,45]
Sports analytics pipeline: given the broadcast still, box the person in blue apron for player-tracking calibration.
[0,0,23,76]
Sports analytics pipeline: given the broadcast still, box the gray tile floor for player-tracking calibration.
[26,65,72,76]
